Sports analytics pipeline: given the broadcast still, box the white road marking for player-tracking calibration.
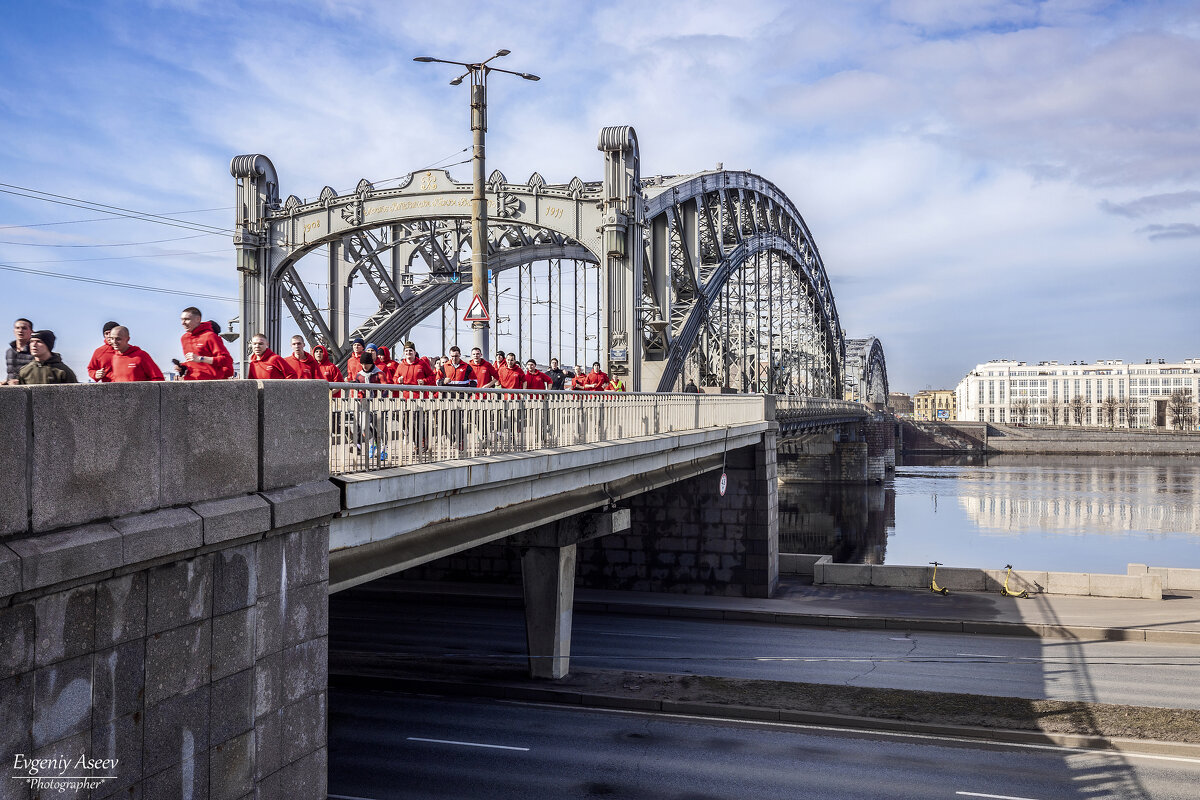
[329,794,383,800]
[406,736,529,752]
[503,700,1200,765]
[956,792,1043,800]
[582,630,684,639]
[889,637,911,641]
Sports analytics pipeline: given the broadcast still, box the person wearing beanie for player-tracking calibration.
[87,320,121,382]
[346,337,366,379]
[18,330,77,384]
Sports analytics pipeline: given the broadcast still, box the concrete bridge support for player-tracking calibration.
[0,381,337,800]
[512,510,630,679]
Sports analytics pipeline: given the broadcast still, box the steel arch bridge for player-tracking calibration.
[230,126,875,396]
[844,337,889,405]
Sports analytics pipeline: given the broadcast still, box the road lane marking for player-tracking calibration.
[581,630,684,639]
[406,737,529,751]
[502,700,1200,765]
[329,794,383,800]
[956,792,1043,800]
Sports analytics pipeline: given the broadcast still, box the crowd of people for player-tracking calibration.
[5,307,630,392]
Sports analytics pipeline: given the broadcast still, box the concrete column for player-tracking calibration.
[520,544,577,679]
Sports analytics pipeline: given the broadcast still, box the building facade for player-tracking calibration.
[913,389,956,421]
[888,392,914,417]
[955,358,1200,429]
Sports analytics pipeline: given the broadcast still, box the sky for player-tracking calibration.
[1,0,1197,392]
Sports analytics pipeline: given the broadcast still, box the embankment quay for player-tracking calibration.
[898,418,1200,455]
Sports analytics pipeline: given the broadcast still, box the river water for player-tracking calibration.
[778,454,1200,574]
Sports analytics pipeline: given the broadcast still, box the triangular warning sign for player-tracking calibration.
[463,293,490,322]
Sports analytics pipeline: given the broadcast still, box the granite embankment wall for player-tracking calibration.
[399,433,780,597]
[1,381,338,800]
[898,419,1200,455]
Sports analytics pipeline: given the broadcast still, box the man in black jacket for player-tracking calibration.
[6,317,34,385]
[546,358,573,391]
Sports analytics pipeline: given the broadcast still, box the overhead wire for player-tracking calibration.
[0,206,232,230]
[0,262,237,302]
[0,183,234,236]
[0,232,212,247]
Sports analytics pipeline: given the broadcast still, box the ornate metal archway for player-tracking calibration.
[844,337,889,405]
[231,126,852,396]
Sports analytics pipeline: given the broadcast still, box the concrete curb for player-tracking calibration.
[328,669,1200,759]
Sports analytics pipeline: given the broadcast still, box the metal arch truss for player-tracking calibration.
[641,172,846,396]
[231,128,858,397]
[844,337,890,405]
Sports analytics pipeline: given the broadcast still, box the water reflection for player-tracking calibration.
[904,454,1200,537]
[778,482,894,563]
[780,455,1200,571]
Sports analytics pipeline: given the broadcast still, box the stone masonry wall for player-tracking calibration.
[0,381,336,800]
[401,434,780,598]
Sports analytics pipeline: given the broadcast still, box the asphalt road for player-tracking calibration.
[330,593,1200,708]
[327,690,1200,800]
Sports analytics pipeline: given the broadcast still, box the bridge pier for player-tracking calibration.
[512,510,630,679]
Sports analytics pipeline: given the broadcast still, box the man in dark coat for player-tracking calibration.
[18,330,77,384]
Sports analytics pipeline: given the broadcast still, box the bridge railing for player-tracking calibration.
[328,385,768,475]
[774,396,869,421]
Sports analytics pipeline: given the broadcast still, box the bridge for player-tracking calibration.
[231,126,884,396]
[3,129,897,797]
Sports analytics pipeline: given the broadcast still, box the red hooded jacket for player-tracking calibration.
[311,346,344,382]
[497,361,526,390]
[524,369,550,390]
[393,357,435,398]
[576,368,609,391]
[248,348,296,380]
[285,350,319,379]
[88,341,116,383]
[110,345,165,382]
[180,322,233,380]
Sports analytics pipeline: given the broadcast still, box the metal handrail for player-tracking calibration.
[327,385,768,475]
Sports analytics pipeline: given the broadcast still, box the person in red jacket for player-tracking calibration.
[178,307,233,380]
[107,326,165,382]
[575,361,608,391]
[247,334,297,379]
[312,345,344,383]
[87,321,120,382]
[393,341,435,394]
[468,346,500,389]
[523,359,550,390]
[345,337,366,379]
[496,352,526,391]
[284,335,319,379]
[439,346,475,388]
[375,345,399,384]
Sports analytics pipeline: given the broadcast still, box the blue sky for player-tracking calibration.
[1,0,1197,391]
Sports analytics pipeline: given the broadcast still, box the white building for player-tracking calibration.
[955,358,1200,429]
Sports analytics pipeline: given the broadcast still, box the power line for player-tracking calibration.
[0,206,232,230]
[0,232,212,247]
[0,183,233,236]
[0,262,237,302]
[3,248,228,265]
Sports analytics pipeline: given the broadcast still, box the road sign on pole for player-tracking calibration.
[463,294,490,323]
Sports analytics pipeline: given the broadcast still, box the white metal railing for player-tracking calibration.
[774,396,868,421]
[328,385,768,475]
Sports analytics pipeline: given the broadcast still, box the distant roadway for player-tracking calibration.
[331,593,1200,709]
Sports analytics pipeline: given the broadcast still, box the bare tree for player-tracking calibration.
[1071,394,1086,426]
[1122,395,1140,429]
[1012,398,1030,425]
[1169,390,1197,431]
[1047,396,1062,426]
[1101,396,1119,429]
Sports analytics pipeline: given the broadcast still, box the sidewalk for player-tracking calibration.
[372,576,1200,644]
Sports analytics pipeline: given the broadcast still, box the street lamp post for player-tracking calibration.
[414,50,539,358]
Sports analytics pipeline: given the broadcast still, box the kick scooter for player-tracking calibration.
[1001,564,1030,598]
[928,561,949,596]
